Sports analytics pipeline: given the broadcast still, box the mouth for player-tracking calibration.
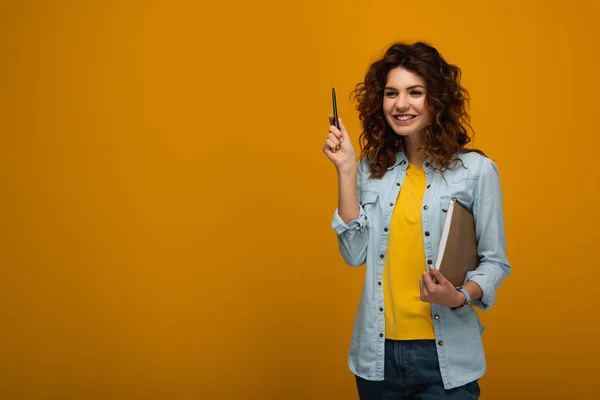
[393,114,417,121]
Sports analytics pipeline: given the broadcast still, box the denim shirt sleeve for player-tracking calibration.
[466,157,511,310]
[330,160,370,267]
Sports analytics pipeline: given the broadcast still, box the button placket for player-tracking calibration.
[422,173,434,273]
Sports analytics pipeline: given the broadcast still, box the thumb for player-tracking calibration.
[429,267,448,285]
[338,117,350,140]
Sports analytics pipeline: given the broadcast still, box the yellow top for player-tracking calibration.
[383,164,435,340]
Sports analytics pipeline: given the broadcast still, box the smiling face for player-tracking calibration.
[382,66,433,142]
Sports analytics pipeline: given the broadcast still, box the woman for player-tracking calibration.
[322,42,511,399]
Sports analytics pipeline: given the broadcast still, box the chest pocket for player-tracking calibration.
[360,190,380,218]
[440,195,473,213]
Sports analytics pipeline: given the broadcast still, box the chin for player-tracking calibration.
[391,128,416,137]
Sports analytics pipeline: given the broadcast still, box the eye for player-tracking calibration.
[410,90,424,96]
[384,91,397,98]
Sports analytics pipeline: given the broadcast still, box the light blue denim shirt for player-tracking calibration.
[331,150,511,390]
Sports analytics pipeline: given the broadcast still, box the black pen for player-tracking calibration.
[332,87,340,130]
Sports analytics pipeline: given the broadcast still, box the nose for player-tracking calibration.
[394,94,410,112]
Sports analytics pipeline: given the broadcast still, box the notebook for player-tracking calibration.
[433,198,480,287]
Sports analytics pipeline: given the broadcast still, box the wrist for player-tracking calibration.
[451,286,472,309]
[336,163,357,177]
[452,291,467,308]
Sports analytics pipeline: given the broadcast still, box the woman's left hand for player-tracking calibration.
[419,267,465,308]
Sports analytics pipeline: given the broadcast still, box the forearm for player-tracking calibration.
[337,165,359,224]
[449,280,483,308]
[462,280,483,302]
[464,157,511,310]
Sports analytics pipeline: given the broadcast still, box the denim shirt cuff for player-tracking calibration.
[331,206,368,234]
[466,272,495,310]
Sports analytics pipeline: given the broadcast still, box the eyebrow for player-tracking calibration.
[384,85,425,90]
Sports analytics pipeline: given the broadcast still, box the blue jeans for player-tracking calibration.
[355,339,480,400]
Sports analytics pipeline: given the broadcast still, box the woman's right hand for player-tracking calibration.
[322,115,357,173]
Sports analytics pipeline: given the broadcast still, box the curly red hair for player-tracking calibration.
[351,41,484,179]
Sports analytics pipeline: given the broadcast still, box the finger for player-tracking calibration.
[429,267,449,286]
[323,144,340,156]
[419,278,426,301]
[328,125,343,142]
[327,134,341,152]
[329,112,342,125]
[327,132,340,147]
[421,276,432,299]
[325,138,340,152]
[328,114,340,133]
[422,271,437,293]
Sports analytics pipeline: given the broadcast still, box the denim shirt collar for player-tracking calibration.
[387,151,435,172]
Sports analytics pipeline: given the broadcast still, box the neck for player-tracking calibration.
[404,134,427,168]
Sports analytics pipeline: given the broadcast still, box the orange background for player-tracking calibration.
[1,0,598,399]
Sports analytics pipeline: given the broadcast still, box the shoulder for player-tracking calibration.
[456,151,485,167]
[456,151,499,177]
[440,151,500,184]
[455,152,504,196]
[358,156,370,173]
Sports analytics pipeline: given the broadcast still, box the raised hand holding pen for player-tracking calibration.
[322,114,356,173]
[322,87,359,224]
[322,88,357,174]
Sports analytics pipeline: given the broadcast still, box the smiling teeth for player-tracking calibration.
[396,115,415,121]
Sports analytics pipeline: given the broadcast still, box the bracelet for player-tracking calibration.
[452,286,472,309]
